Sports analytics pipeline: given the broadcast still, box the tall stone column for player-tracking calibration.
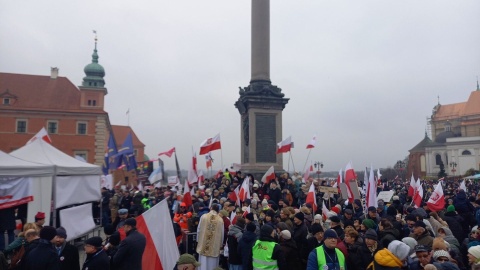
[235,0,289,176]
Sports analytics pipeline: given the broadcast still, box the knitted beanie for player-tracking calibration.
[362,219,377,230]
[468,246,480,260]
[388,240,410,261]
[433,250,451,260]
[446,205,455,213]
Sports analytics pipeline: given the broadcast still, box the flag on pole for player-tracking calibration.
[336,168,343,187]
[322,201,329,221]
[205,152,213,168]
[136,199,180,270]
[148,167,163,183]
[459,180,467,192]
[199,133,221,155]
[187,151,198,184]
[158,147,175,158]
[408,174,416,197]
[174,152,181,180]
[412,179,424,208]
[238,177,251,202]
[118,133,137,172]
[427,183,445,212]
[26,127,52,145]
[305,183,317,213]
[344,162,355,203]
[261,166,275,184]
[306,135,316,149]
[276,136,293,154]
[197,169,204,186]
[302,166,310,183]
[366,166,378,208]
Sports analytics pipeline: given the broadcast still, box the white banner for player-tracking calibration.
[100,174,113,190]
[55,175,101,209]
[168,176,178,187]
[0,177,33,209]
[59,203,96,241]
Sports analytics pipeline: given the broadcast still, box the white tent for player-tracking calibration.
[465,174,480,180]
[0,151,55,219]
[10,139,102,222]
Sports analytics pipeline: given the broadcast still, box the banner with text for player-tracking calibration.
[0,177,34,209]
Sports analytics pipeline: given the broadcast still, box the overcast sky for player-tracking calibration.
[2,1,479,174]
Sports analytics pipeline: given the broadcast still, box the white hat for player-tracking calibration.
[253,183,259,188]
[280,230,291,240]
[468,246,480,259]
[433,250,450,260]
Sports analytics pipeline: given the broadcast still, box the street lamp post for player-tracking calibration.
[449,162,457,176]
[314,161,323,180]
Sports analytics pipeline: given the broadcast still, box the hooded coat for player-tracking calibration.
[227,224,244,265]
[279,238,302,270]
[367,248,403,270]
[441,227,461,254]
[237,230,257,270]
[443,211,466,242]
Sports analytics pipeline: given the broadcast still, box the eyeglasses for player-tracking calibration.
[437,258,449,262]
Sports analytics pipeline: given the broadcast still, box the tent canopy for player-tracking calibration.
[0,150,54,177]
[10,139,101,175]
[465,174,480,180]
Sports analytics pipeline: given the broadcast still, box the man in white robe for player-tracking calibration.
[196,204,224,270]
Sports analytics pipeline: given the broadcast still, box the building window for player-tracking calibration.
[87,100,97,106]
[134,149,138,158]
[77,122,87,135]
[74,151,88,162]
[88,100,91,106]
[47,121,58,134]
[462,150,472,155]
[16,120,27,133]
[3,98,10,105]
[435,154,442,165]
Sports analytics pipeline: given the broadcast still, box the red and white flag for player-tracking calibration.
[197,169,204,186]
[26,127,52,145]
[261,166,275,184]
[205,153,213,168]
[187,152,198,185]
[238,177,251,202]
[199,133,221,155]
[336,168,343,187]
[276,136,293,154]
[0,177,34,209]
[366,166,378,208]
[228,186,241,206]
[322,201,329,221]
[306,135,316,149]
[158,147,175,158]
[136,199,179,270]
[183,183,193,208]
[408,174,416,197]
[302,166,310,183]
[344,162,355,203]
[412,179,424,208]
[427,183,445,212]
[305,182,317,213]
[242,206,251,218]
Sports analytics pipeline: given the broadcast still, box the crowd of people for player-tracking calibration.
[2,170,480,270]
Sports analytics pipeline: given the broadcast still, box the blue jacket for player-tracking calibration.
[306,244,345,270]
[237,230,257,270]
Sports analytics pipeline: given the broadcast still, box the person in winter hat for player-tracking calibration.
[368,240,410,270]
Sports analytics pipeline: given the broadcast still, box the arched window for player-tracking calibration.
[435,154,442,165]
[462,150,472,155]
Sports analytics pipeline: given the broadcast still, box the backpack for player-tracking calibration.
[8,244,25,269]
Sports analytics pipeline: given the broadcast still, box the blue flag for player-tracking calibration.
[107,133,122,170]
[101,154,108,175]
[119,133,137,172]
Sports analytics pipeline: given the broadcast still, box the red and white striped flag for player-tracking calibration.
[305,182,317,213]
[238,177,251,202]
[276,136,293,154]
[197,169,204,186]
[187,152,198,185]
[183,182,193,208]
[408,174,416,197]
[26,127,52,145]
[306,135,316,149]
[199,133,221,155]
[344,162,355,203]
[366,166,378,208]
[322,201,329,221]
[412,179,424,208]
[261,166,275,184]
[136,199,179,270]
[427,183,445,212]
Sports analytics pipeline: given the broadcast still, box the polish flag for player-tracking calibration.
[276,136,293,154]
[322,201,329,221]
[199,133,221,155]
[366,166,378,208]
[238,177,251,202]
[228,186,241,206]
[306,182,317,213]
[183,183,193,208]
[205,153,213,168]
[261,166,275,184]
[344,162,355,203]
[242,206,251,218]
[197,169,204,186]
[408,174,416,197]
[303,166,310,183]
[427,183,445,212]
[187,152,198,184]
[136,199,179,270]
[336,169,343,187]
[158,147,175,158]
[306,135,316,149]
[26,127,52,145]
[412,179,423,208]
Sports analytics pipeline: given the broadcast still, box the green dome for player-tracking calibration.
[82,45,106,88]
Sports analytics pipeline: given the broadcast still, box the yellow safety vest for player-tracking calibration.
[316,245,345,270]
[252,240,278,270]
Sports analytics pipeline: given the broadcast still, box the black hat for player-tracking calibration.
[414,244,430,253]
[413,221,426,229]
[85,236,103,248]
[368,206,377,212]
[266,210,276,218]
[108,231,121,246]
[365,229,378,241]
[56,227,67,239]
[310,223,324,235]
[40,226,57,241]
[294,212,305,221]
[260,225,274,237]
[329,216,340,223]
[324,229,338,239]
[246,223,256,232]
[245,213,255,222]
[343,220,354,228]
[344,209,353,215]
[124,218,137,227]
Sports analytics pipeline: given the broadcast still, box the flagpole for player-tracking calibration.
[220,149,224,172]
[303,149,312,175]
[287,152,291,173]
[290,151,296,173]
